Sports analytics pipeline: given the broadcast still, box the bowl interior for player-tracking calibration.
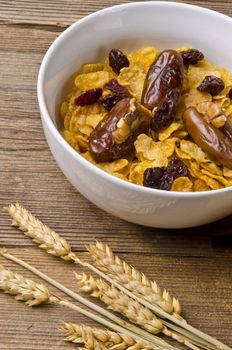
[39,2,232,131]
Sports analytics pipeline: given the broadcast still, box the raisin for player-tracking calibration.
[143,167,170,190]
[102,93,123,111]
[75,88,103,106]
[167,156,188,178]
[103,79,131,111]
[197,76,225,96]
[104,79,130,96]
[143,156,188,191]
[228,88,232,99]
[180,49,204,65]
[109,49,130,75]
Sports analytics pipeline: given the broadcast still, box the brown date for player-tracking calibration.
[89,98,150,162]
[141,50,184,131]
[183,106,232,169]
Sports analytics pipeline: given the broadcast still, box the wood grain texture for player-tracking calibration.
[0,1,231,349]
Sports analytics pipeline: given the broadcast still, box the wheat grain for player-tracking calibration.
[5,203,75,261]
[76,272,163,334]
[62,323,153,350]
[87,242,181,316]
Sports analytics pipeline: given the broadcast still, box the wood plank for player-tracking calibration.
[0,0,232,27]
[0,1,232,349]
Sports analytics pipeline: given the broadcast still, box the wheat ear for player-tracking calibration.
[4,205,231,350]
[62,323,108,350]
[62,323,153,350]
[76,273,203,350]
[0,249,179,350]
[87,242,181,316]
[76,272,163,334]
[5,203,75,261]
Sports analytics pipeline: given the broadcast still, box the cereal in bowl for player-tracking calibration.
[60,47,232,191]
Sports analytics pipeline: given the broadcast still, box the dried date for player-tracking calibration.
[142,50,184,131]
[197,76,225,96]
[75,88,103,106]
[183,106,232,168]
[89,98,150,162]
[109,49,130,75]
[180,49,204,65]
[143,156,188,190]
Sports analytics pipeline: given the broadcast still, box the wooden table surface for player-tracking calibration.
[0,1,231,349]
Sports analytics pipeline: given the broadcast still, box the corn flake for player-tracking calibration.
[158,122,183,141]
[171,177,193,192]
[75,71,110,90]
[180,140,208,163]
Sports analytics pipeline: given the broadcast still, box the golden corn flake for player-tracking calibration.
[193,179,210,192]
[118,66,145,101]
[75,71,110,90]
[128,47,158,72]
[171,177,193,192]
[223,166,232,178]
[183,89,212,108]
[82,63,104,74]
[134,134,176,165]
[180,140,208,163]
[86,113,107,128]
[158,122,183,141]
[60,45,232,192]
[99,159,129,173]
[201,169,229,186]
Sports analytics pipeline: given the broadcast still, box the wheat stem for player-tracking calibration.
[0,249,179,350]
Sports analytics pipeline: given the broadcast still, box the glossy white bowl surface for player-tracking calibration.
[37,2,232,228]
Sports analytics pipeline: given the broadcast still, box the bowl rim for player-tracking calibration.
[37,1,232,198]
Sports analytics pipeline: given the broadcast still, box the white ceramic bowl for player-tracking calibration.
[37,1,232,228]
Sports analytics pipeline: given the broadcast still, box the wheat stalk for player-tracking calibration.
[76,272,163,334]
[4,204,231,350]
[76,273,203,350]
[87,242,181,316]
[0,249,178,350]
[62,323,153,350]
